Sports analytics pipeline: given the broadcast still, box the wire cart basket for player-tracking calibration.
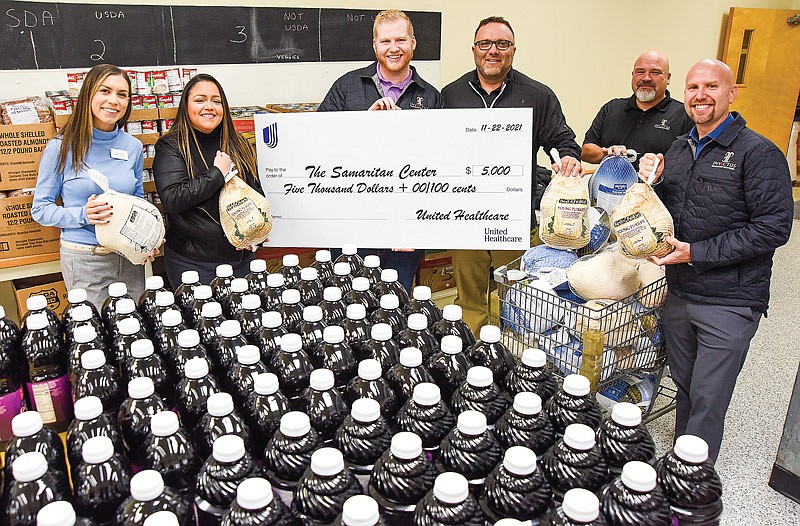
[492,256,676,422]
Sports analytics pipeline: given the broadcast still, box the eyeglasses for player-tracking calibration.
[474,39,514,51]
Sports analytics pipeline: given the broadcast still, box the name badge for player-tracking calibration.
[110,148,128,161]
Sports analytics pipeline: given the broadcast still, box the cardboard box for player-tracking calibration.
[0,122,57,190]
[416,255,454,292]
[14,273,68,317]
[0,195,60,260]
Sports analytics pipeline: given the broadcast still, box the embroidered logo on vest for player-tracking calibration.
[712,151,737,171]
[654,119,671,130]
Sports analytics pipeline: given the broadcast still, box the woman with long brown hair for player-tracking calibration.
[153,73,262,288]
[32,63,152,309]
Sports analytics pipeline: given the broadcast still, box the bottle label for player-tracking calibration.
[25,375,74,425]
[0,387,27,442]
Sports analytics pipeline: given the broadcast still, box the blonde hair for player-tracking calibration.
[373,9,414,38]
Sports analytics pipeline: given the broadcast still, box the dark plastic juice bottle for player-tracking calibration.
[313,249,335,286]
[504,347,558,404]
[264,411,321,507]
[319,286,348,325]
[396,313,438,362]
[333,397,392,488]
[172,329,211,380]
[257,311,286,364]
[345,358,398,417]
[385,347,434,405]
[346,277,380,316]
[270,333,315,409]
[5,411,70,491]
[237,294,264,345]
[64,288,101,333]
[142,410,201,498]
[175,270,202,322]
[343,304,372,360]
[549,488,609,526]
[596,402,656,475]
[245,258,270,301]
[220,476,295,525]
[404,286,442,324]
[329,262,355,295]
[151,291,178,337]
[395,382,455,459]
[292,447,362,525]
[544,374,604,436]
[64,304,105,349]
[176,357,221,433]
[72,435,131,524]
[436,410,502,494]
[413,472,485,526]
[138,276,167,330]
[195,435,258,526]
[226,344,269,410]
[117,377,167,466]
[316,326,358,389]
[480,445,552,524]
[197,302,226,350]
[153,309,186,370]
[359,254,383,287]
[210,320,246,375]
[210,265,234,305]
[225,278,250,320]
[335,244,364,275]
[68,324,109,378]
[122,339,172,404]
[189,285,214,329]
[246,372,290,449]
[110,298,146,344]
[280,254,302,287]
[101,283,134,334]
[334,495,386,526]
[374,269,409,307]
[450,366,508,426]
[67,395,124,470]
[263,273,286,312]
[426,335,473,404]
[72,349,124,414]
[466,325,515,384]
[600,460,671,526]
[113,317,149,371]
[114,469,194,526]
[370,294,407,338]
[495,392,556,456]
[297,305,327,357]
[432,305,476,351]
[5,451,69,525]
[0,306,25,445]
[541,423,610,504]
[303,368,349,442]
[197,391,252,459]
[36,500,97,526]
[363,323,400,374]
[297,267,325,306]
[279,289,304,332]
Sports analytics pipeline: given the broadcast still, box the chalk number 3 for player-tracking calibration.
[230,25,247,44]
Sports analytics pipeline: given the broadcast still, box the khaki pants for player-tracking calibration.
[452,228,541,335]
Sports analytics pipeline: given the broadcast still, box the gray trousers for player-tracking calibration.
[663,292,762,463]
[60,245,146,311]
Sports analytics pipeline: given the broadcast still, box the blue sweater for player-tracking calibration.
[32,127,144,246]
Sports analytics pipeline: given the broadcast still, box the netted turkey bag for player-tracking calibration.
[539,174,590,250]
[218,176,273,249]
[637,260,667,309]
[610,183,674,259]
[566,250,639,301]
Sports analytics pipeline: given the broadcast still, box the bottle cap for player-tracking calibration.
[611,402,642,427]
[207,392,235,417]
[280,333,302,352]
[310,368,335,391]
[674,434,710,464]
[250,259,267,272]
[181,271,199,284]
[115,298,136,315]
[71,305,93,322]
[433,472,469,504]
[281,289,301,304]
[303,305,323,322]
[399,347,422,367]
[371,323,392,341]
[161,309,183,328]
[80,348,106,370]
[81,435,114,464]
[351,398,381,423]
[407,313,428,330]
[231,278,248,293]
[150,410,179,436]
[201,302,223,318]
[380,269,398,283]
[323,325,345,344]
[128,377,155,399]
[74,396,103,421]
[118,317,142,335]
[216,264,233,278]
[67,288,87,303]
[310,447,345,477]
[212,434,246,463]
[442,304,463,321]
[342,244,358,255]
[341,495,380,526]
[25,313,48,331]
[363,255,381,269]
[621,460,658,492]
[562,488,600,522]
[236,345,261,365]
[513,392,542,415]
[73,324,97,344]
[334,262,352,277]
[178,328,200,347]
[184,357,210,379]
[131,338,155,358]
[236,477,274,510]
[316,250,332,263]
[12,451,47,482]
[12,411,43,437]
[379,294,399,310]
[521,348,547,367]
[145,275,164,291]
[254,372,280,395]
[242,294,261,311]
[563,374,590,397]
[391,431,423,459]
[413,382,441,406]
[457,410,487,436]
[301,267,318,281]
[144,511,179,526]
[283,254,300,266]
[563,423,596,451]
[466,366,493,388]
[503,446,537,476]
[267,273,285,287]
[155,290,175,307]
[218,320,242,338]
[352,277,370,292]
[36,501,78,526]
[346,303,366,320]
[262,311,282,328]
[358,359,382,381]
[323,287,342,302]
[412,286,432,300]
[108,282,128,297]
[440,335,463,355]
[130,470,165,501]
[193,285,213,301]
[479,325,501,343]
[280,411,311,437]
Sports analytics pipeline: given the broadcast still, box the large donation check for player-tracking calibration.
[254,108,532,249]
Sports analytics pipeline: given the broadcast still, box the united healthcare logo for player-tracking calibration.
[712,151,737,171]
[262,122,278,148]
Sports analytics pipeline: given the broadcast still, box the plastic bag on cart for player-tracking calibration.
[596,373,657,413]
[522,245,578,289]
[539,174,591,249]
[575,206,612,257]
[637,260,667,308]
[611,182,674,259]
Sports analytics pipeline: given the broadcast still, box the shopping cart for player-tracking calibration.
[492,256,676,422]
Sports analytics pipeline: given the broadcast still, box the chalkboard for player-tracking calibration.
[0,1,441,70]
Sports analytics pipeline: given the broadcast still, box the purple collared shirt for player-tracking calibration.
[377,65,412,103]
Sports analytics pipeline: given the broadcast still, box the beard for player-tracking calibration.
[635,86,656,102]
[689,104,716,125]
[377,51,412,74]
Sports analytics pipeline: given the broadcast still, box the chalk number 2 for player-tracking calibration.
[230,25,247,43]
[91,39,106,61]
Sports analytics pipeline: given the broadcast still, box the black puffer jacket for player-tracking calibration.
[656,112,793,312]
[153,127,263,263]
